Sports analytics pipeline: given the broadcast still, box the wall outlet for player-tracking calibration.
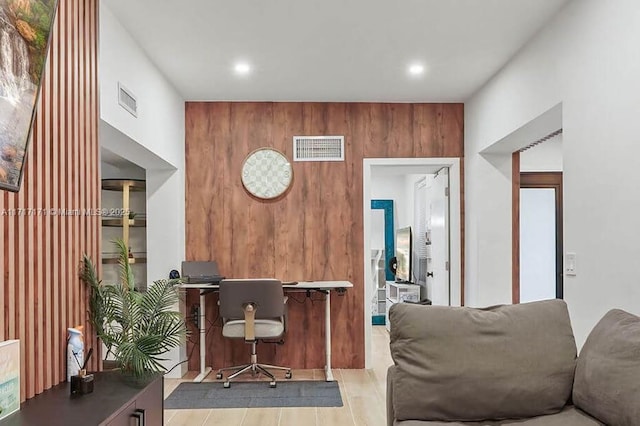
[566,252,577,276]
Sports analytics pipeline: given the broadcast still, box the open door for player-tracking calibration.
[427,168,450,306]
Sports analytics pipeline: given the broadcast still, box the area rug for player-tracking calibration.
[164,380,343,409]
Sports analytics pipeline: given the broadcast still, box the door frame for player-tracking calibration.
[512,171,563,303]
[363,158,462,369]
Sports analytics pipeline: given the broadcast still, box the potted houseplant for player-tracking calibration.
[81,239,186,382]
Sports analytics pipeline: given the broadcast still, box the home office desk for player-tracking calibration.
[179,280,353,382]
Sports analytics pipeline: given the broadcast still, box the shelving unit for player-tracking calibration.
[371,249,387,325]
[385,281,421,331]
[102,256,147,265]
[102,218,147,227]
[101,179,147,288]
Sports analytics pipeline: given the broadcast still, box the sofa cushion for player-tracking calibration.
[389,299,577,422]
[573,309,640,425]
[394,406,603,426]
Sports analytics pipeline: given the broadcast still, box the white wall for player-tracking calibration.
[99,3,187,377]
[100,4,184,166]
[520,134,563,172]
[101,161,146,180]
[371,174,405,230]
[371,210,386,250]
[370,173,428,252]
[465,0,640,347]
[404,174,431,231]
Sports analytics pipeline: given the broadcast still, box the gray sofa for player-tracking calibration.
[387,299,640,426]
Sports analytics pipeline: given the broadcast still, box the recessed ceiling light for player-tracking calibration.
[408,64,424,76]
[234,62,251,75]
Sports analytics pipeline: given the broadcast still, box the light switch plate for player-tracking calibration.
[566,252,577,276]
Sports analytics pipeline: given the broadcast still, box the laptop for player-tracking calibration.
[181,261,225,284]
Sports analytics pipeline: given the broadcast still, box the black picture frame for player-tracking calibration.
[0,0,59,192]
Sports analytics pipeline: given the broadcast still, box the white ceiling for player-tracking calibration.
[105,0,570,103]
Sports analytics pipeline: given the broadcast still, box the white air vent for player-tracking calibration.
[293,136,344,161]
[118,82,137,117]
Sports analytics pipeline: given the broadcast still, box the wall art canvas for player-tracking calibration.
[0,0,57,192]
[0,340,20,420]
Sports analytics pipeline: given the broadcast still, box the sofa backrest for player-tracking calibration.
[573,309,640,426]
[389,299,577,422]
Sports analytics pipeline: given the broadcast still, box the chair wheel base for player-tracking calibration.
[216,372,223,380]
[285,371,292,379]
[223,381,230,388]
[269,381,276,388]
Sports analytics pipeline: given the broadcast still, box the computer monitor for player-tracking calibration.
[181,261,223,284]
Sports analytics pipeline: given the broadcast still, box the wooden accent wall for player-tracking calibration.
[185,102,463,370]
[0,0,99,401]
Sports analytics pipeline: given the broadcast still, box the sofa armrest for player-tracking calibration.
[387,365,396,426]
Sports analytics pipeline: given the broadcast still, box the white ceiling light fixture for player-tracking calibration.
[408,63,425,76]
[234,62,251,75]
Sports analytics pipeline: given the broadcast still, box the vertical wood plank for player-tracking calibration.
[90,0,100,371]
[18,171,26,401]
[59,0,69,383]
[78,0,87,370]
[8,193,15,341]
[44,9,55,387]
[512,151,520,304]
[26,69,37,398]
[51,0,61,388]
[37,26,47,396]
[72,0,80,332]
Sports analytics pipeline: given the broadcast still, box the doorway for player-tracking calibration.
[512,129,564,304]
[520,172,563,301]
[363,158,462,369]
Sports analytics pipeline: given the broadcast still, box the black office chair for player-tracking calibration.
[215,279,292,388]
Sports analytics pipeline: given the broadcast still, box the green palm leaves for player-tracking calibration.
[81,239,186,378]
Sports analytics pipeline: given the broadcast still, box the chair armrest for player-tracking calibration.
[283,296,288,332]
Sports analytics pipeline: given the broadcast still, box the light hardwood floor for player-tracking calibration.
[164,326,393,426]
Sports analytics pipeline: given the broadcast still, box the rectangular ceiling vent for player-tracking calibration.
[118,82,137,117]
[293,136,344,162]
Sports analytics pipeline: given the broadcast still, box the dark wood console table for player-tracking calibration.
[0,371,163,426]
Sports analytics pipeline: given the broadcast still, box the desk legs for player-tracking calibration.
[324,290,334,381]
[190,287,336,382]
[193,291,212,382]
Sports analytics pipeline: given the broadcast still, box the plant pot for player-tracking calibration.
[118,370,158,388]
[102,360,121,371]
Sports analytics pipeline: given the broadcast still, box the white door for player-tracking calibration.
[520,188,556,302]
[428,168,450,306]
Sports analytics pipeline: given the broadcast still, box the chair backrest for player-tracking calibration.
[219,279,284,320]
